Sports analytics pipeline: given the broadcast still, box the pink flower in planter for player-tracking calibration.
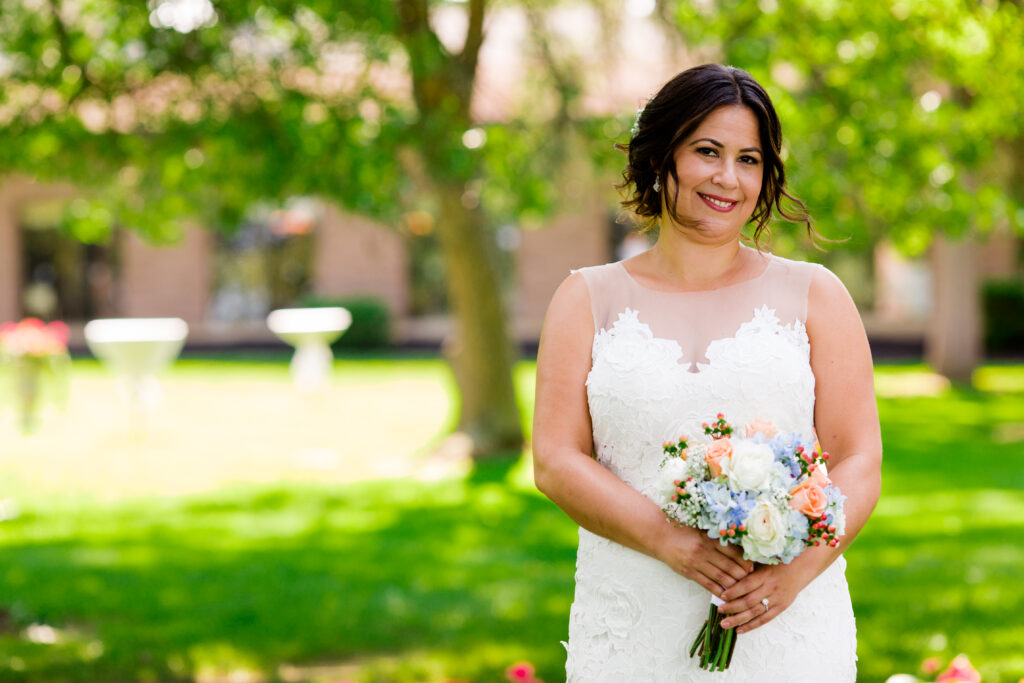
[0,318,69,358]
[936,655,981,683]
[922,657,942,674]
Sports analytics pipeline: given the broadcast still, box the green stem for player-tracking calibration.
[690,621,707,658]
[716,626,734,670]
[726,627,738,668]
[690,601,740,671]
[702,604,715,666]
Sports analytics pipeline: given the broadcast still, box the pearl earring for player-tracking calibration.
[653,177,661,193]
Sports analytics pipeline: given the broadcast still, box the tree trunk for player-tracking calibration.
[926,235,982,382]
[435,182,523,457]
[395,0,522,457]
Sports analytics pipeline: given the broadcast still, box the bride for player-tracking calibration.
[532,64,882,681]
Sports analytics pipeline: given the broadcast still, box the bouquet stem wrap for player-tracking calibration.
[689,595,736,672]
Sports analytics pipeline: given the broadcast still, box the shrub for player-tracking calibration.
[983,279,1024,354]
[296,294,392,350]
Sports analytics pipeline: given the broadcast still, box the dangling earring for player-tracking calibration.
[653,177,661,193]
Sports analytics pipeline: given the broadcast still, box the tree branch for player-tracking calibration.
[47,0,98,102]
[396,0,452,112]
[460,0,486,77]
[395,0,429,40]
[523,1,576,128]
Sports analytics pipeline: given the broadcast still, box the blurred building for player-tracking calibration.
[0,175,612,348]
[3,174,1021,355]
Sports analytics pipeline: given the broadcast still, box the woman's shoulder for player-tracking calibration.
[569,261,630,294]
[571,261,626,278]
[550,262,625,316]
[763,253,849,296]
[764,252,828,278]
[768,255,848,296]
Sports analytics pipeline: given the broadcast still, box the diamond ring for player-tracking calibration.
[761,598,770,612]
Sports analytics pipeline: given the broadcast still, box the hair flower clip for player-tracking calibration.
[630,95,654,138]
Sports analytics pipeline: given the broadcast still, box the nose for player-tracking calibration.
[712,160,739,189]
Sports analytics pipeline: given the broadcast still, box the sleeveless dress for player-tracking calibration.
[564,253,857,682]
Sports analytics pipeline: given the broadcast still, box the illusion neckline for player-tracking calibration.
[617,251,776,295]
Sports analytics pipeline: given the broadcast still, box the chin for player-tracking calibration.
[679,222,744,244]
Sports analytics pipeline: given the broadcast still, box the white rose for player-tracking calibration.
[659,456,688,499]
[722,441,775,492]
[741,497,789,560]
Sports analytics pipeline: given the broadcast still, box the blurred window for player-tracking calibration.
[209,207,315,322]
[18,200,116,321]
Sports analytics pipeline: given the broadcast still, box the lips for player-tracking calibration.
[698,192,739,212]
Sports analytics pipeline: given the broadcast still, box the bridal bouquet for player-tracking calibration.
[659,414,846,671]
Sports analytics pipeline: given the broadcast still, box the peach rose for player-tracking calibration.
[704,439,733,478]
[744,419,778,439]
[809,462,832,488]
[789,479,828,517]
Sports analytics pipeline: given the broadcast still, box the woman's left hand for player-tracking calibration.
[716,561,814,634]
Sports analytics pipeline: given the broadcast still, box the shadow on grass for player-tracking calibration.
[0,470,578,682]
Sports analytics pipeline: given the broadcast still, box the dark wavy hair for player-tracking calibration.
[617,63,812,246]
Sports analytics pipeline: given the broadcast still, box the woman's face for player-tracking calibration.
[664,105,763,242]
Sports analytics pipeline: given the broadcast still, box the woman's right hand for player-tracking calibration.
[654,521,753,596]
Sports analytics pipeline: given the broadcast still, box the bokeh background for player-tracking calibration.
[1,1,1023,681]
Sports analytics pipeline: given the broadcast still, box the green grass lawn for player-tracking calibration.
[0,358,1022,682]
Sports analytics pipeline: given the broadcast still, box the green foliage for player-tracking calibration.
[670,0,1024,255]
[296,293,393,349]
[1,1,1021,252]
[983,278,1024,353]
[0,0,414,240]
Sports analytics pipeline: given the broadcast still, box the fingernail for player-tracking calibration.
[722,620,732,629]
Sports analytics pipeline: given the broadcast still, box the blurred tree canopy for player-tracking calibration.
[666,0,1024,255]
[1,0,1022,448]
[0,0,578,457]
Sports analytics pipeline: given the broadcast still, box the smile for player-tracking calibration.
[698,193,739,212]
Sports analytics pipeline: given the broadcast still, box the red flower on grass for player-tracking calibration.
[936,655,981,683]
[506,661,543,683]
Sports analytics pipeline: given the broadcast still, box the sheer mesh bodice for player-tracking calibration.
[563,253,857,682]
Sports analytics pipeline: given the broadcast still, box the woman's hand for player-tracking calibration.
[655,523,754,596]
[716,561,815,633]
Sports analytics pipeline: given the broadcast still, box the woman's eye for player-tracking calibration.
[696,147,718,157]
[740,155,761,165]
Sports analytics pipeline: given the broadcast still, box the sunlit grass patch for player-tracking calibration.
[973,364,1024,394]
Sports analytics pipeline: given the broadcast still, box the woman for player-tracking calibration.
[532,64,882,681]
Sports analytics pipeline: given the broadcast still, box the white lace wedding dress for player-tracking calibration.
[564,254,857,682]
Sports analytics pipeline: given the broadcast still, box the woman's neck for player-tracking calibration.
[649,232,748,289]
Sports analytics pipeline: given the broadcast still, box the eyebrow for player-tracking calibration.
[690,137,762,155]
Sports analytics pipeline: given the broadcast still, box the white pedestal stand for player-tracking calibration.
[266,308,351,392]
[83,318,189,421]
